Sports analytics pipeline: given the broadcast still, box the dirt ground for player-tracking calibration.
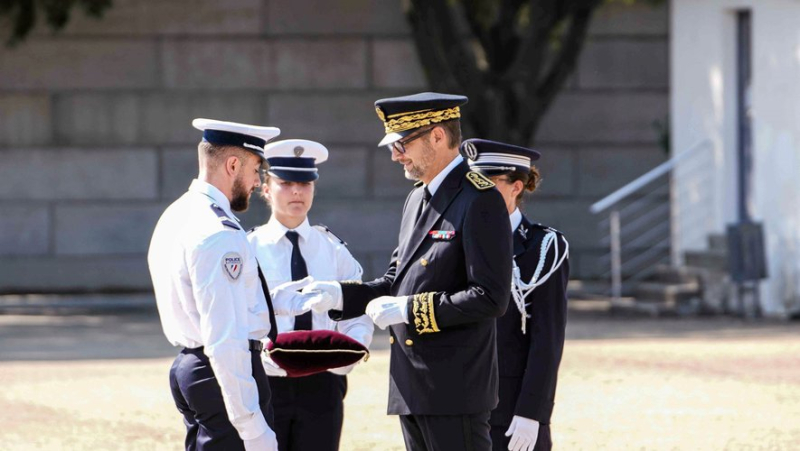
[1,308,798,450]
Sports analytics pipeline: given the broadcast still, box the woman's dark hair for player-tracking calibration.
[506,166,541,206]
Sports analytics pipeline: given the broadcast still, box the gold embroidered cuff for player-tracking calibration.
[383,107,461,134]
[412,292,440,335]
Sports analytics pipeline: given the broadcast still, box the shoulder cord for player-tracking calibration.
[510,231,569,334]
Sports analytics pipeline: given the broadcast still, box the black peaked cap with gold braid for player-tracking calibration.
[374,92,468,147]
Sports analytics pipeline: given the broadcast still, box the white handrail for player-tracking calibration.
[590,140,711,214]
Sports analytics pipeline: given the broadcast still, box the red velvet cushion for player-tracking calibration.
[266,329,369,378]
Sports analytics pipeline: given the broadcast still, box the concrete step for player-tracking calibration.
[634,280,702,305]
[708,233,728,252]
[684,249,728,271]
[648,264,701,284]
[608,297,680,318]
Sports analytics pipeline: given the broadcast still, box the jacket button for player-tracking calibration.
[389,336,395,344]
[405,339,413,346]
[420,258,428,267]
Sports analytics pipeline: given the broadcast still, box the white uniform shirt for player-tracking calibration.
[248,217,374,348]
[148,179,271,441]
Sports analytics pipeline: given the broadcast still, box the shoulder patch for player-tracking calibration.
[466,171,495,190]
[209,204,241,230]
[313,224,347,246]
[222,252,243,280]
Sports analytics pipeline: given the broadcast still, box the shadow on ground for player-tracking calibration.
[0,299,796,362]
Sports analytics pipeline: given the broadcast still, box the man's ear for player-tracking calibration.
[431,126,447,145]
[225,155,240,176]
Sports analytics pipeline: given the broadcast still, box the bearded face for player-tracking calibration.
[230,172,252,212]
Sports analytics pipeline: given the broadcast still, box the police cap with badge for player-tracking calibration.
[374,92,468,147]
[461,138,541,176]
[192,117,280,161]
[264,139,329,182]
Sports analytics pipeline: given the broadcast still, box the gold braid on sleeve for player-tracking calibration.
[412,292,440,334]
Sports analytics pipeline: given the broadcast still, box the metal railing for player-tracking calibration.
[589,140,712,303]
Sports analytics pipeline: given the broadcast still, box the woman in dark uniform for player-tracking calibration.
[462,139,570,451]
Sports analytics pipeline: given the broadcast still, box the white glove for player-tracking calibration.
[261,351,287,377]
[505,415,539,451]
[243,427,278,451]
[301,281,343,312]
[270,276,316,315]
[365,295,409,330]
[327,362,357,376]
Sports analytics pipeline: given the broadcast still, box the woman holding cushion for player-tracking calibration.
[463,139,570,451]
[247,139,373,451]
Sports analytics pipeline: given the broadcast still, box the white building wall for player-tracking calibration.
[671,0,800,315]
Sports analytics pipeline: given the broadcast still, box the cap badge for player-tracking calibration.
[375,107,386,122]
[463,142,478,160]
[293,146,305,157]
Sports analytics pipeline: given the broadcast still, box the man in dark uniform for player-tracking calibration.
[305,93,513,450]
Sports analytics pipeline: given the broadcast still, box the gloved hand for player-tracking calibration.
[505,415,539,451]
[327,362,357,376]
[365,295,409,330]
[270,276,316,315]
[301,281,343,312]
[261,351,287,377]
[243,427,278,451]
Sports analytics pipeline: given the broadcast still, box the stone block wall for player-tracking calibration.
[0,0,668,292]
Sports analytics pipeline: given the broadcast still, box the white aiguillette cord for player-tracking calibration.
[510,231,569,334]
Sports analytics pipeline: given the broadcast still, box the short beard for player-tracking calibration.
[230,175,251,212]
[403,140,434,181]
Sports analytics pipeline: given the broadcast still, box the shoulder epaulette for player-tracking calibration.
[531,222,563,235]
[314,224,347,246]
[209,203,241,230]
[466,171,495,190]
[414,180,424,187]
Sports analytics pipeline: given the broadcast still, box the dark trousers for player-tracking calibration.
[268,371,347,451]
[399,411,492,451]
[490,423,552,451]
[169,347,273,451]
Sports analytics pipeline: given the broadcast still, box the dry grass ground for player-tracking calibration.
[1,310,798,450]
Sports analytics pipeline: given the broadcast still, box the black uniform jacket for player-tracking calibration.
[331,160,512,415]
[490,215,569,426]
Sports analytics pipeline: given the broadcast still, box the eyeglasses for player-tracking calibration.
[387,126,435,154]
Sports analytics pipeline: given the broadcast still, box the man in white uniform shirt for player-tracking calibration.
[148,120,328,451]
[248,139,374,451]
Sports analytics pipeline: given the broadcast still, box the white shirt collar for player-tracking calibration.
[263,216,313,243]
[509,208,522,232]
[188,179,239,221]
[425,154,464,196]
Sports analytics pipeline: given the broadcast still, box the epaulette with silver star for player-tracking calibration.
[314,224,347,246]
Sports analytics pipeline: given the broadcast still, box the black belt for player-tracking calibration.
[248,339,264,353]
[185,339,264,353]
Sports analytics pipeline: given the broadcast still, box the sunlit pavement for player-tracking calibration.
[1,308,798,450]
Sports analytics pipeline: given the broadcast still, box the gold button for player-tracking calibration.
[420,258,428,267]
[405,339,413,346]
[389,336,395,344]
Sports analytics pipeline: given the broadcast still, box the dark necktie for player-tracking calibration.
[416,187,432,223]
[285,230,312,330]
